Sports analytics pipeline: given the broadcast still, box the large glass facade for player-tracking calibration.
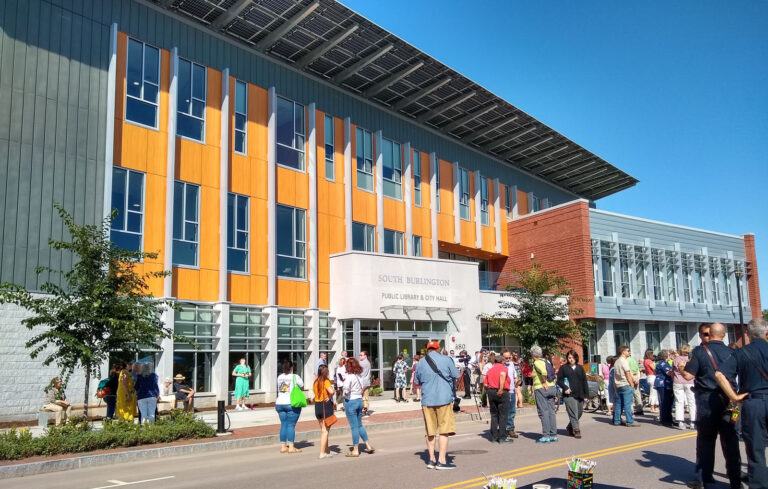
[174,304,217,392]
[229,306,266,391]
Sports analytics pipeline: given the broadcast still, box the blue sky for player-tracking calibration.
[342,0,768,309]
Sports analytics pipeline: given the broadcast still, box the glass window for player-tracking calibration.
[324,115,334,181]
[645,324,661,353]
[675,325,688,350]
[276,205,306,279]
[619,244,632,298]
[384,229,404,255]
[355,127,373,191]
[652,250,665,301]
[480,176,489,226]
[126,38,160,128]
[229,306,266,351]
[613,323,630,355]
[720,258,732,305]
[319,312,334,353]
[173,304,217,392]
[227,193,249,273]
[172,181,199,267]
[276,96,305,171]
[591,240,601,296]
[228,352,263,392]
[531,195,542,213]
[413,151,421,207]
[234,80,247,154]
[504,184,511,215]
[666,251,678,301]
[277,309,309,352]
[694,255,707,304]
[177,58,206,142]
[110,167,144,252]
[352,221,375,252]
[412,235,422,257]
[600,241,614,297]
[709,257,720,305]
[683,254,694,302]
[459,167,470,220]
[435,159,441,213]
[635,246,647,299]
[382,138,402,199]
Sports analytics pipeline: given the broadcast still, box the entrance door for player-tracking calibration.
[380,335,436,390]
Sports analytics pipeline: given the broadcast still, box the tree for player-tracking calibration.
[763,309,768,322]
[0,204,190,418]
[481,260,591,358]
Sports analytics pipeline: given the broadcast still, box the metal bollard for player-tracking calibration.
[217,400,226,433]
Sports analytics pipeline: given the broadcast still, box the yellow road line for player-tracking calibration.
[433,431,696,489]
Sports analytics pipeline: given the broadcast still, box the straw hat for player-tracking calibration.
[173,374,185,381]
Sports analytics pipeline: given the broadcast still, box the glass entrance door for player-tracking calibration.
[380,335,435,390]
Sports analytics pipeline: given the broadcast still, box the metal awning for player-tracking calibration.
[148,0,638,200]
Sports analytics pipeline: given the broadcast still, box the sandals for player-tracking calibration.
[345,451,360,457]
[364,447,375,454]
[287,447,302,453]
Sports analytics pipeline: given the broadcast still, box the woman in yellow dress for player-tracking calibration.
[116,363,137,421]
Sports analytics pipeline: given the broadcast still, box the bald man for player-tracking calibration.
[682,323,741,489]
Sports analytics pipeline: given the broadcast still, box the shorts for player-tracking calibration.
[524,377,533,386]
[422,404,456,436]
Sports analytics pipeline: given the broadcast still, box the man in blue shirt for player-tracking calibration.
[683,323,740,489]
[717,318,768,489]
[415,340,459,470]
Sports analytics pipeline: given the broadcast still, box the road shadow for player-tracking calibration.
[517,477,631,488]
[634,449,732,487]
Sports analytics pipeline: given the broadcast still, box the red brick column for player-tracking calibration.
[743,233,762,318]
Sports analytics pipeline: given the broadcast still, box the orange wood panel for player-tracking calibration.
[438,159,453,217]
[199,269,218,302]
[383,197,405,232]
[319,283,330,311]
[173,267,200,300]
[482,177,496,253]
[199,185,220,271]
[276,279,297,307]
[251,275,268,305]
[205,68,222,149]
[517,189,529,215]
[228,274,251,305]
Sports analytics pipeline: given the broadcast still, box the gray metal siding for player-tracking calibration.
[0,0,108,290]
[589,209,749,323]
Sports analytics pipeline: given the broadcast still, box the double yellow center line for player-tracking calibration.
[433,431,696,489]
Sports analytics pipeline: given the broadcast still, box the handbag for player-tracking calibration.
[323,400,337,428]
[290,374,307,408]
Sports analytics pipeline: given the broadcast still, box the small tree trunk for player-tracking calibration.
[83,367,91,420]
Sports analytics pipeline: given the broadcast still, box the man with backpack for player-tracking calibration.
[531,345,558,443]
[414,341,459,470]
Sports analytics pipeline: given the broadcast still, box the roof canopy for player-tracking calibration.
[152,0,638,199]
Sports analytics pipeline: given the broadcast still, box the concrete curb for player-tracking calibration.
[1,413,481,479]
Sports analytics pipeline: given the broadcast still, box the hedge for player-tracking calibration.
[0,410,216,461]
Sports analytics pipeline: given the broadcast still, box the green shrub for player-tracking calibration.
[0,410,215,461]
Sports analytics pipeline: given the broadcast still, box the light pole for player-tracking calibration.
[734,269,745,345]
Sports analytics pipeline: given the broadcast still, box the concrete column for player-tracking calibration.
[452,162,460,244]
[308,103,318,309]
[375,130,384,253]
[612,232,622,305]
[262,306,279,401]
[631,321,644,355]
[474,170,482,249]
[493,178,501,253]
[102,23,118,222]
[660,322,676,350]
[267,88,277,305]
[218,69,230,303]
[163,48,179,298]
[344,118,352,251]
[306,309,320,387]
[702,246,712,312]
[403,142,412,255]
[157,307,175,385]
[213,302,230,401]
[429,153,438,257]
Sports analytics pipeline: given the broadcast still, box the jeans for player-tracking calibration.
[673,383,696,423]
[507,389,516,432]
[534,386,557,436]
[344,398,368,446]
[614,385,635,425]
[564,396,584,431]
[137,397,157,423]
[276,404,301,444]
[742,397,767,489]
[104,395,117,419]
[695,390,742,488]
[487,389,509,441]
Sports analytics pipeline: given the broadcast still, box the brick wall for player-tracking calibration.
[501,200,595,319]
[743,233,762,318]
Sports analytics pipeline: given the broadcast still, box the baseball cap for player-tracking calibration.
[426,340,440,350]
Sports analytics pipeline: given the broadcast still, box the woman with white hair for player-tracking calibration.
[134,362,160,424]
[531,345,558,443]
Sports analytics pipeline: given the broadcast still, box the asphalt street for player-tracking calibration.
[3,408,751,489]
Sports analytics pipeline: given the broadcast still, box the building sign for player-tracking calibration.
[377,274,450,306]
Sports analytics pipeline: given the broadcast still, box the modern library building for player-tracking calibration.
[0,0,761,421]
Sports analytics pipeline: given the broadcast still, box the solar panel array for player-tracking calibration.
[152,0,638,199]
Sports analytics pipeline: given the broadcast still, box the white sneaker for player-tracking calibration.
[678,421,686,430]
[689,423,695,430]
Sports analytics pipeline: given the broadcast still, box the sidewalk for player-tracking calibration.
[1,394,532,479]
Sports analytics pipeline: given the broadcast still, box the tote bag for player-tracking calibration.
[290,374,307,408]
